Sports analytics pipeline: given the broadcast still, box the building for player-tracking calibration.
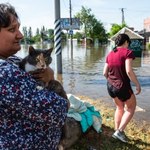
[144,17,150,32]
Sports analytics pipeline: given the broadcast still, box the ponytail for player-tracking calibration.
[113,33,131,52]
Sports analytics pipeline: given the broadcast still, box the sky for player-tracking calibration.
[1,0,150,35]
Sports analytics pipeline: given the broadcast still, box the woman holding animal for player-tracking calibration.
[103,33,141,143]
[0,3,68,150]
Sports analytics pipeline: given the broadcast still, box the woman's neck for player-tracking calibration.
[117,43,128,49]
[117,41,128,48]
[117,45,127,48]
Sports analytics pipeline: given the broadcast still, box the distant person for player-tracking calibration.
[103,33,141,143]
[0,3,68,149]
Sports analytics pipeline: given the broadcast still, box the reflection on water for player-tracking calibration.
[16,40,150,123]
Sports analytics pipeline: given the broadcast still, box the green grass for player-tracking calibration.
[69,96,150,150]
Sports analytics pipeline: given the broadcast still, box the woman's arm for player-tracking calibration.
[0,63,68,127]
[103,63,109,79]
[125,58,141,95]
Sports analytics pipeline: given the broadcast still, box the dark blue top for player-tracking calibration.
[0,57,68,150]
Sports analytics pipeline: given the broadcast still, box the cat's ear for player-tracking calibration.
[47,48,53,55]
[29,46,35,55]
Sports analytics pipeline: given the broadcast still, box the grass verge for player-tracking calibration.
[69,95,150,150]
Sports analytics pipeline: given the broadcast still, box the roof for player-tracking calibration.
[110,27,144,41]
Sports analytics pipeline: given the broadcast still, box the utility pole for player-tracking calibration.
[54,0,62,73]
[121,8,126,25]
[69,0,72,27]
[69,0,73,48]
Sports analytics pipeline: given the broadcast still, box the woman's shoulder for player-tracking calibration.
[7,55,22,65]
[117,47,133,54]
[0,56,22,73]
[119,48,135,59]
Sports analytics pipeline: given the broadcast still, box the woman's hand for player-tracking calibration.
[135,84,141,95]
[30,67,54,83]
[126,59,141,95]
[103,63,109,79]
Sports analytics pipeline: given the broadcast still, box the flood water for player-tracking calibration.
[16,40,150,124]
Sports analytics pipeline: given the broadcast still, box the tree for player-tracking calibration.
[28,27,32,39]
[36,28,40,36]
[22,27,28,44]
[47,29,54,42]
[40,26,48,41]
[32,28,41,43]
[91,21,108,43]
[74,6,107,43]
[75,6,93,38]
[109,23,127,37]
[73,32,83,42]
[27,27,35,44]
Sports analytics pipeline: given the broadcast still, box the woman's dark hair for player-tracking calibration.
[0,3,18,30]
[113,33,131,52]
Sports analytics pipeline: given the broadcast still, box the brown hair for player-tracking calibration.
[0,3,19,30]
[113,33,131,52]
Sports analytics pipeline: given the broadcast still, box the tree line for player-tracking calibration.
[22,26,54,44]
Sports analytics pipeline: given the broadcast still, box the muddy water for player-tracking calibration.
[17,40,150,123]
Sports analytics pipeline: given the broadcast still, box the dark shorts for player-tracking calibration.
[107,82,133,102]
